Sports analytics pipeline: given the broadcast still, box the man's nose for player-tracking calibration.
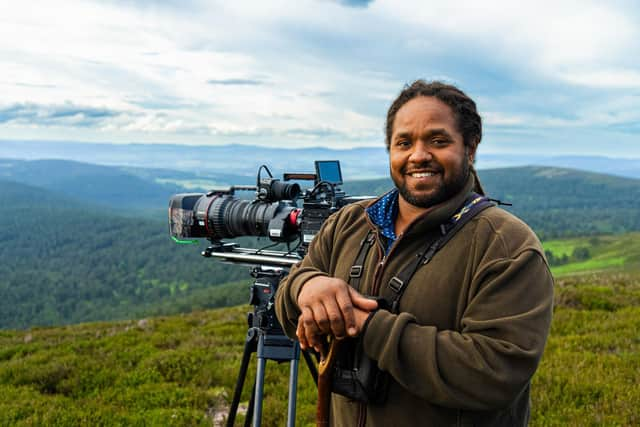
[409,141,433,163]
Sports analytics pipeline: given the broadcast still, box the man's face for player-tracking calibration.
[389,96,475,210]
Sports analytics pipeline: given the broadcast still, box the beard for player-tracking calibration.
[393,155,471,209]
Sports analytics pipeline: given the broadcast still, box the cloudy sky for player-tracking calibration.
[1,0,639,156]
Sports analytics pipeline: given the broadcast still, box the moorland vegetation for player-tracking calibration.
[1,263,639,425]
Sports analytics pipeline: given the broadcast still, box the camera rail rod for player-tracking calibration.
[202,245,301,268]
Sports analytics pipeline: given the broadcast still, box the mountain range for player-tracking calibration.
[3,139,640,180]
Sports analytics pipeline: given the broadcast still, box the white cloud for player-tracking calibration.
[371,0,638,84]
[558,68,640,89]
[483,112,525,127]
[0,0,639,153]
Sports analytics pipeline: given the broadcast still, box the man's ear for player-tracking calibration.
[467,140,478,164]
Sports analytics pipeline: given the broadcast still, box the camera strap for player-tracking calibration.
[348,229,376,293]
[331,193,496,405]
[348,193,495,304]
[385,193,495,312]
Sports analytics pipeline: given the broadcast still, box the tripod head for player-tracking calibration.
[214,245,316,427]
[201,240,297,337]
[248,267,286,336]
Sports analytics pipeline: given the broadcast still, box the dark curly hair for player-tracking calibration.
[385,80,482,152]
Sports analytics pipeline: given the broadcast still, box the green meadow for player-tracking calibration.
[543,232,640,277]
[1,233,639,426]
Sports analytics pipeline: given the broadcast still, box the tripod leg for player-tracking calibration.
[244,382,257,427]
[252,356,267,427]
[287,351,300,427]
[228,329,257,427]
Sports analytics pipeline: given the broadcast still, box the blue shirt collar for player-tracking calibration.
[366,189,399,251]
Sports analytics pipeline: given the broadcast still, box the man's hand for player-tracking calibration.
[296,276,378,352]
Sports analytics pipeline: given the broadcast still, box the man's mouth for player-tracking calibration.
[409,172,437,178]
[406,167,441,178]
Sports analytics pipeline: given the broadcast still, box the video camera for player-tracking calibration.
[168,160,371,425]
[168,160,369,265]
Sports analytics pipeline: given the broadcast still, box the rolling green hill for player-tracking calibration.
[3,163,640,329]
[1,268,638,426]
[544,232,640,277]
[0,158,185,212]
[2,161,639,425]
[0,179,253,330]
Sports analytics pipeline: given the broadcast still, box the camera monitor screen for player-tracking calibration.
[315,160,343,185]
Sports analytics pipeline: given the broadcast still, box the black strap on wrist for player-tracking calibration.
[360,309,378,338]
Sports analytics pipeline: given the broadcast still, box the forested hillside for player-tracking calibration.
[3,164,640,329]
[344,166,640,239]
[0,180,252,329]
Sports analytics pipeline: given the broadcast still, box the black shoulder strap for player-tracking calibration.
[348,230,376,292]
[385,194,495,312]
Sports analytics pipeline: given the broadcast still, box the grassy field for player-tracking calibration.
[533,271,640,426]
[1,235,639,426]
[543,232,640,277]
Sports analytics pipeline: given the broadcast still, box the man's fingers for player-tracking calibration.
[296,318,309,350]
[296,276,376,341]
[301,304,328,350]
[334,288,357,336]
[299,306,319,344]
[323,297,348,339]
[349,287,379,311]
[311,302,332,334]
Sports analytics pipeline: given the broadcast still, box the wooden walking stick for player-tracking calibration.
[316,336,340,426]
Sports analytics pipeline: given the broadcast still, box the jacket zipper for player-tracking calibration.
[362,213,404,296]
[356,227,402,427]
[371,229,404,296]
[353,193,469,426]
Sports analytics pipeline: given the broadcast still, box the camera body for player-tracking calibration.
[169,160,370,258]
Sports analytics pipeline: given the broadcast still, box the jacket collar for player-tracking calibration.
[366,172,477,237]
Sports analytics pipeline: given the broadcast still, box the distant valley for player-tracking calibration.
[1,156,640,329]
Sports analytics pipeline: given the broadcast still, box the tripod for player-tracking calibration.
[226,267,318,427]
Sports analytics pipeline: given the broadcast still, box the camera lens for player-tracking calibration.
[259,179,300,202]
[189,193,296,239]
[215,197,276,238]
[169,192,299,241]
[270,181,300,201]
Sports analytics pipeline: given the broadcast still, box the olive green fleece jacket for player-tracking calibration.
[275,176,554,426]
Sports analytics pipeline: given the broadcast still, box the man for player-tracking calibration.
[275,80,553,426]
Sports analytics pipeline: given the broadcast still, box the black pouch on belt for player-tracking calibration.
[330,335,390,404]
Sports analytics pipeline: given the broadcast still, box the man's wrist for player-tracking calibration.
[293,272,328,306]
[359,309,378,338]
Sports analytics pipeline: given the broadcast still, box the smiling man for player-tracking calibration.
[389,94,476,236]
[275,80,554,426]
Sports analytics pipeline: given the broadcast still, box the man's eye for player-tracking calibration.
[397,139,410,147]
[432,139,449,146]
